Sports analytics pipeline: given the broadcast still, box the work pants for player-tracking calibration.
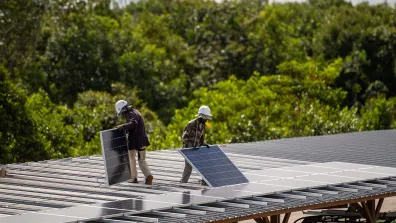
[128,149,152,180]
[181,160,192,183]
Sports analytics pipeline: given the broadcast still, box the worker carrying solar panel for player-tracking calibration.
[115,100,154,185]
[180,105,212,185]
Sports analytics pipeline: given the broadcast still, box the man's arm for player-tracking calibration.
[200,134,210,148]
[117,118,137,131]
[199,134,205,146]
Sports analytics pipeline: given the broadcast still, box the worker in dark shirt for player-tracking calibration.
[180,105,212,185]
[115,100,153,185]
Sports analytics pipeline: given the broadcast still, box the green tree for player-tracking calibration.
[360,96,396,131]
[26,90,80,158]
[162,59,359,148]
[0,66,46,163]
[0,0,47,76]
[72,83,166,152]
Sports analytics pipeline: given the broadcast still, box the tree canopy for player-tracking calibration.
[1,0,395,164]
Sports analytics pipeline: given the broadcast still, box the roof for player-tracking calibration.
[1,130,396,223]
[222,130,396,168]
[0,149,308,217]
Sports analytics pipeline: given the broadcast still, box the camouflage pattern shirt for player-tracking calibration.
[182,118,206,148]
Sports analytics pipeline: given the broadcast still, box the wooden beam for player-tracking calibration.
[361,201,375,223]
[210,192,396,223]
[350,203,363,213]
[255,218,265,223]
[271,215,280,223]
[375,198,384,218]
[264,216,270,223]
[282,213,291,223]
[367,200,375,217]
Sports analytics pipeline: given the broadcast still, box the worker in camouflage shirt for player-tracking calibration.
[180,105,212,184]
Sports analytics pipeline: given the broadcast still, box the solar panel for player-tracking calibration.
[142,192,219,205]
[312,162,375,170]
[279,164,341,174]
[100,128,130,186]
[88,192,218,210]
[41,205,128,220]
[244,169,310,179]
[258,178,328,189]
[244,173,278,182]
[0,212,79,223]
[363,166,396,175]
[230,182,291,194]
[189,186,259,199]
[179,145,249,187]
[330,170,388,180]
[296,174,356,184]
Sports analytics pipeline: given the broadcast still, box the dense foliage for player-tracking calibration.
[1,0,395,164]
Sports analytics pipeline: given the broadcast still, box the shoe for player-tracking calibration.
[128,178,138,183]
[145,175,153,185]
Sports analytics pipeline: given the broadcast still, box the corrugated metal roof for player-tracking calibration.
[1,130,396,223]
[0,149,309,218]
[222,130,396,167]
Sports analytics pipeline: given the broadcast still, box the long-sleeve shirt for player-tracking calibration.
[122,107,150,150]
[182,118,205,148]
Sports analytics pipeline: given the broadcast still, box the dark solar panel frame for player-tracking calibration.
[100,129,130,186]
[179,145,249,187]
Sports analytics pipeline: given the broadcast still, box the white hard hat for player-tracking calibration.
[196,105,212,120]
[115,100,128,116]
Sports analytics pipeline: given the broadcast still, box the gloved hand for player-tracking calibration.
[203,143,210,148]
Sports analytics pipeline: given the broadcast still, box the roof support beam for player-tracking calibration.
[375,198,384,218]
[271,215,280,223]
[282,213,291,223]
[361,201,375,223]
[210,191,396,223]
[254,213,290,223]
[352,199,384,223]
[254,218,265,223]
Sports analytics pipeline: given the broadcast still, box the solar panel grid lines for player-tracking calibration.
[179,146,249,187]
[100,129,131,186]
